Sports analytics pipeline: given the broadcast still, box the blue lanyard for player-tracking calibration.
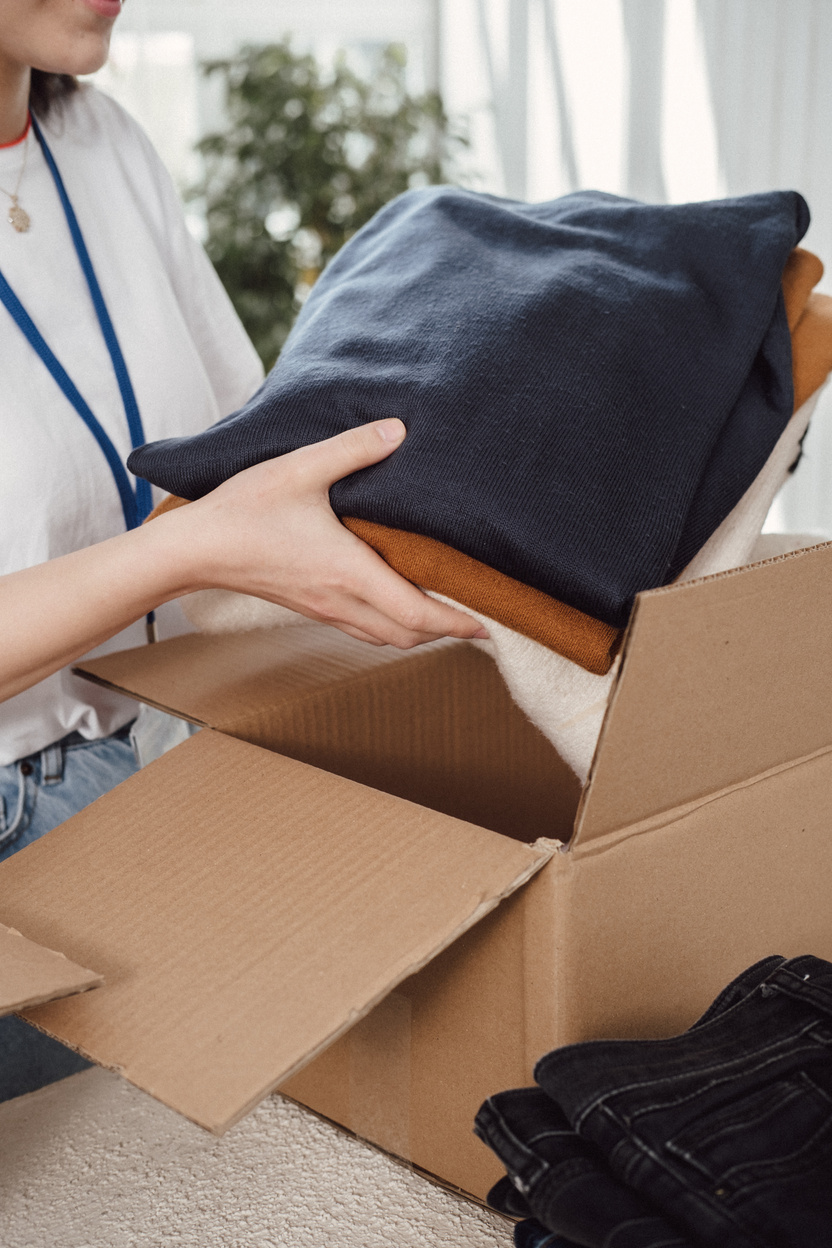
[0,113,151,532]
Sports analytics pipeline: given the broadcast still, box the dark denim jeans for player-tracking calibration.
[476,955,832,1248]
[480,1090,690,1248]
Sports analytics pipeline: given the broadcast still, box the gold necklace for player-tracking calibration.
[0,126,31,233]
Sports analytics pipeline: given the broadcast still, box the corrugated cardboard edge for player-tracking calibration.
[22,837,558,1135]
[573,540,832,846]
[573,599,642,833]
[207,835,558,1133]
[644,537,832,599]
[71,631,458,739]
[0,921,102,1016]
[574,739,832,859]
[69,670,209,729]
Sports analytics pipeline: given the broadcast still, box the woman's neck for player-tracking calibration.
[0,54,30,147]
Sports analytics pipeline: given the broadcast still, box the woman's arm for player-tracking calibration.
[0,419,485,702]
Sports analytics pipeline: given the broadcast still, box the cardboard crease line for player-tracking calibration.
[573,739,832,858]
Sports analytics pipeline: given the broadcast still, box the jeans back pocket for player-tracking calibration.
[665,1072,832,1193]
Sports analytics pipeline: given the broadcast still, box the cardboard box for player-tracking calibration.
[4,541,832,1200]
[0,922,101,1016]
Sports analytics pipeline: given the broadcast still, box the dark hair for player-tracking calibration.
[29,70,78,119]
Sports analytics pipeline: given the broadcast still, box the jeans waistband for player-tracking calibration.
[12,720,135,786]
[535,955,832,1129]
[58,721,134,750]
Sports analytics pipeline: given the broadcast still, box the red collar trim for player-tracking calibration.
[0,113,31,150]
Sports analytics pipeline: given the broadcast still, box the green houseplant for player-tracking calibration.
[195,41,462,369]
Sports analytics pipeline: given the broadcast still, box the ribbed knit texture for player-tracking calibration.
[342,518,620,673]
[128,187,808,627]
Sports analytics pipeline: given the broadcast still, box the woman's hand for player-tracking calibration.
[0,419,485,702]
[172,417,487,649]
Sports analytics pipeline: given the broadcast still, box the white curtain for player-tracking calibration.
[440,0,832,533]
[696,0,832,534]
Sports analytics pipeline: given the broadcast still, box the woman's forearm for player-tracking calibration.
[0,516,196,701]
[0,421,487,706]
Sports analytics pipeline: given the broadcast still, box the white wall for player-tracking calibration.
[695,0,832,534]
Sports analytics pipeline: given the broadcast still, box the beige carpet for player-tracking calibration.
[0,1067,512,1247]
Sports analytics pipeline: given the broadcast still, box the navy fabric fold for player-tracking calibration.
[128,187,808,627]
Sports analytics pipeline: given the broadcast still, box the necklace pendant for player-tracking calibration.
[8,201,30,233]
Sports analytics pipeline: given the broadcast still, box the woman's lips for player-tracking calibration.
[79,0,122,18]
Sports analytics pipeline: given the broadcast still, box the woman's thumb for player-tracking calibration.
[299,419,407,490]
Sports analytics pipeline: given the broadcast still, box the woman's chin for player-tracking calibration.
[31,31,113,79]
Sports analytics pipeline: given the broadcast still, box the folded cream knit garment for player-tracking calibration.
[179,390,823,783]
[433,389,823,781]
[181,588,304,634]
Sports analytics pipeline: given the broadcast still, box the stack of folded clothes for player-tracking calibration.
[131,187,832,780]
[475,954,832,1248]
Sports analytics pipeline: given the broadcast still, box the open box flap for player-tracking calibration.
[0,730,554,1133]
[75,623,452,733]
[76,626,580,846]
[575,540,832,847]
[0,921,101,1015]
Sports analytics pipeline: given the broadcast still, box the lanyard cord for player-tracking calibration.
[0,114,158,640]
[0,268,142,529]
[0,114,151,531]
[31,114,151,524]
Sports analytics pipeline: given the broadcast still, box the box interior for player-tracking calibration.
[77,624,583,845]
[78,540,832,855]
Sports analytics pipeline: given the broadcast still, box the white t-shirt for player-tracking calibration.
[0,86,264,765]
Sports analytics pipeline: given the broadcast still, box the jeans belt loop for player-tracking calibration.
[40,742,64,786]
[0,765,27,845]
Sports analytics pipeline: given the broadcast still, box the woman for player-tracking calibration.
[0,0,479,1098]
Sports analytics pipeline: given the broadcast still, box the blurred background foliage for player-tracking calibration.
[193,41,463,369]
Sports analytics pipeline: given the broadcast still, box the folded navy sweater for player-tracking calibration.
[129,187,808,628]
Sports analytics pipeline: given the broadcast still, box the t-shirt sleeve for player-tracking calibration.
[100,92,265,417]
[155,198,266,417]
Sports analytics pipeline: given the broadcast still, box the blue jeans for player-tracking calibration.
[0,723,138,863]
[0,711,195,1103]
[478,955,832,1248]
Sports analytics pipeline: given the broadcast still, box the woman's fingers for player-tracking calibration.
[291,545,488,647]
[180,417,491,650]
[351,571,488,644]
[329,624,388,647]
[306,605,445,649]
